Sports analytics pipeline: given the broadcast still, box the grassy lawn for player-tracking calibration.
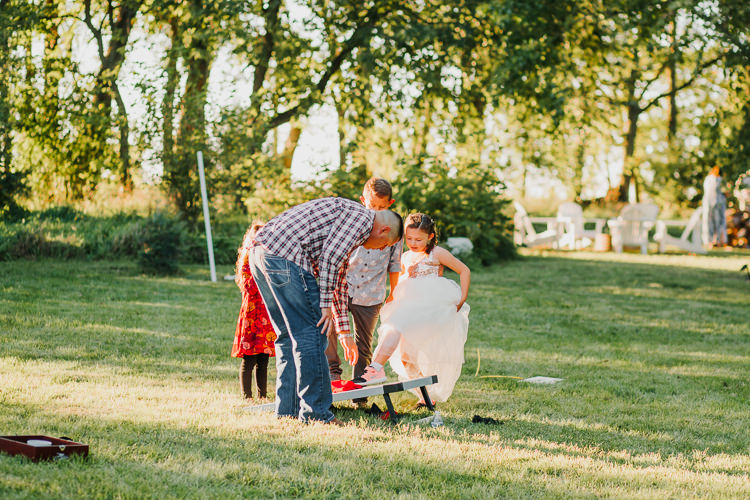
[1,250,749,498]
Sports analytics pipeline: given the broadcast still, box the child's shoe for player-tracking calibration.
[352,365,386,386]
[414,399,436,410]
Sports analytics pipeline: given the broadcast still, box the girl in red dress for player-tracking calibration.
[232,222,276,399]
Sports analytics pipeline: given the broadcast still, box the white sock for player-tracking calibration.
[371,362,383,371]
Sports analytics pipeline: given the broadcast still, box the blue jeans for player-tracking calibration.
[249,246,334,423]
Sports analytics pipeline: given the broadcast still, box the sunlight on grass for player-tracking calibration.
[2,254,749,498]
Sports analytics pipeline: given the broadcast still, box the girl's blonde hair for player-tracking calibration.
[235,220,264,287]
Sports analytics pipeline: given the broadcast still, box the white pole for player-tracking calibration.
[197,151,217,282]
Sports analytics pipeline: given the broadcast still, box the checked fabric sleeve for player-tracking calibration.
[254,198,374,335]
[318,203,374,333]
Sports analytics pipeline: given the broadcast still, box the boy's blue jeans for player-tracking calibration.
[249,246,335,423]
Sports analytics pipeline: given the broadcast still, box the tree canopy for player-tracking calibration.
[2,0,749,221]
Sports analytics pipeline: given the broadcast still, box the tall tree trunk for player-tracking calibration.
[84,0,140,189]
[112,82,131,190]
[170,0,214,221]
[282,125,302,170]
[89,2,139,114]
[467,72,487,167]
[253,0,281,95]
[574,138,585,201]
[413,99,431,158]
[176,32,210,145]
[0,4,12,176]
[162,17,179,174]
[24,37,35,87]
[667,14,679,155]
[43,0,60,121]
[335,99,347,168]
[618,71,642,202]
[240,0,281,153]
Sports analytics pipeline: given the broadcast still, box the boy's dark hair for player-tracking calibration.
[405,213,436,253]
[364,177,393,200]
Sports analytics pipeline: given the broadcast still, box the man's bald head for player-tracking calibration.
[362,209,403,250]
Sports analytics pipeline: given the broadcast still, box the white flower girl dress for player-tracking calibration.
[378,249,470,401]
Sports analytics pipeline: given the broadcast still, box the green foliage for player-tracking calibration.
[0,207,250,266]
[0,225,81,261]
[162,150,204,222]
[227,156,517,267]
[311,163,370,201]
[5,0,750,219]
[37,205,82,222]
[136,212,184,275]
[181,229,246,267]
[393,157,515,265]
[0,165,28,218]
[0,0,35,215]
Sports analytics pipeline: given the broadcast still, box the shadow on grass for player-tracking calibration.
[1,398,747,499]
[2,258,750,497]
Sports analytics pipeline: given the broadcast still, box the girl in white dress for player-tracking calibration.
[352,213,470,402]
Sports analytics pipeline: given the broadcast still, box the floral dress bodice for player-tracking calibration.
[402,250,440,279]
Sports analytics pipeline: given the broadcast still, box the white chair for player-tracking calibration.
[513,202,559,248]
[654,209,706,254]
[556,202,606,249]
[607,203,659,254]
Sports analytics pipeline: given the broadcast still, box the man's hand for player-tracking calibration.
[339,334,358,365]
[317,307,334,337]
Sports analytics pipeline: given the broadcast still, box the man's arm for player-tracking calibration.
[317,308,357,364]
[318,206,373,331]
[324,250,359,365]
[331,262,352,335]
[317,206,373,313]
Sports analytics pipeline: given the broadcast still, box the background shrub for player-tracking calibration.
[137,212,184,275]
[1,166,517,267]
[0,225,83,260]
[393,158,516,265]
[0,208,251,265]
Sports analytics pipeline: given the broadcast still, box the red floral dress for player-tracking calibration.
[231,262,276,358]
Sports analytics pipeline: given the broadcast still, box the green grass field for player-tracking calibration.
[1,250,749,498]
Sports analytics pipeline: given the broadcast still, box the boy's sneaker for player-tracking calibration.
[352,365,386,386]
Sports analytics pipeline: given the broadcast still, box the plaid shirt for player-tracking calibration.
[254,198,375,334]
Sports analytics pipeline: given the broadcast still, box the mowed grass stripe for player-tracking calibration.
[1,252,749,498]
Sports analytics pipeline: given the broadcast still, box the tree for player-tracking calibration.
[572,1,732,202]
[0,0,37,215]
[11,0,144,201]
[153,0,224,221]
[81,0,144,189]
[215,0,396,204]
[393,158,515,264]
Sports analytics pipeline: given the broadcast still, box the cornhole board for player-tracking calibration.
[0,435,89,462]
[244,375,438,423]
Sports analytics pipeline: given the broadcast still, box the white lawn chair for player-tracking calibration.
[607,203,659,254]
[654,209,706,254]
[513,202,559,248]
[556,202,606,249]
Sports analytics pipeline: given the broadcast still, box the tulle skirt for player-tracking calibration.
[378,275,469,402]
